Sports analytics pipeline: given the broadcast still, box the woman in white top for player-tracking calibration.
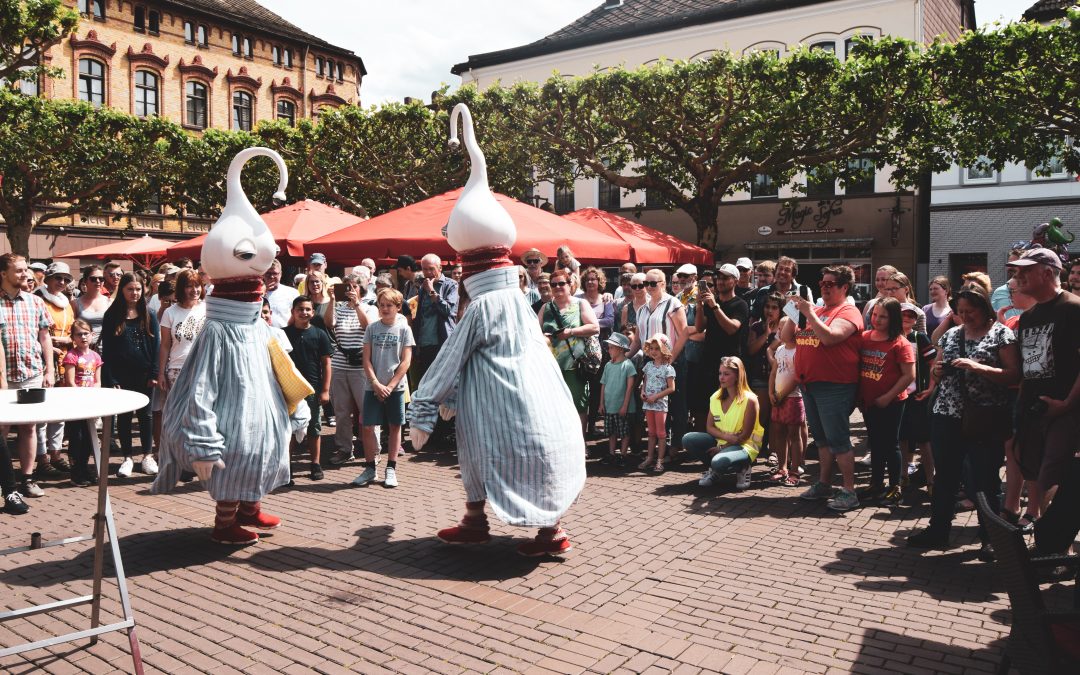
[155,269,206,453]
[75,265,111,350]
[325,273,379,464]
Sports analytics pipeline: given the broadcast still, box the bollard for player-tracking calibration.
[30,532,41,550]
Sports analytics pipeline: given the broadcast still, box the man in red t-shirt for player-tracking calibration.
[792,265,865,511]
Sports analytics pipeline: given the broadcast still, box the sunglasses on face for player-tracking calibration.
[819,280,838,289]
[525,259,541,266]
[551,281,568,288]
[88,277,104,283]
[644,280,660,288]
[629,284,645,290]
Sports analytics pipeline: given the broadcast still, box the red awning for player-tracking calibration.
[563,208,713,266]
[57,234,176,269]
[166,199,365,262]
[304,189,633,266]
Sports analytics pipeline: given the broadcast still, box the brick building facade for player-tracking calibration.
[8,0,365,261]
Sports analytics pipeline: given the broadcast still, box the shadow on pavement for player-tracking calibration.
[853,627,1005,673]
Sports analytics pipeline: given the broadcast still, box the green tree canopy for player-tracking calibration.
[0,0,78,84]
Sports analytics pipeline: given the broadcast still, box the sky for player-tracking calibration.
[258,0,1031,106]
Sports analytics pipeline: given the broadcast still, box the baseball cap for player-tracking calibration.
[160,263,180,276]
[28,262,47,273]
[45,262,72,280]
[1006,246,1063,271]
[675,263,698,276]
[716,263,740,278]
[309,252,326,265]
[735,257,753,270]
[899,302,919,314]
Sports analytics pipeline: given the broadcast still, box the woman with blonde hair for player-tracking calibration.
[681,356,764,490]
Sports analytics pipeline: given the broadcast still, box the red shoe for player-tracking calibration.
[210,524,259,545]
[517,537,572,557]
[236,510,281,530]
[437,525,491,544]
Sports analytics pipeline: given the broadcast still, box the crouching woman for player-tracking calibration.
[683,356,764,490]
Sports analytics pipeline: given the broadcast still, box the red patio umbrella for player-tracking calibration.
[304,189,632,265]
[564,208,713,266]
[166,199,365,262]
[57,234,175,269]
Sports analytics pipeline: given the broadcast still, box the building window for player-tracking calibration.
[326,59,335,80]
[336,62,344,81]
[598,174,620,210]
[806,168,835,198]
[277,99,296,126]
[846,157,875,194]
[316,57,324,77]
[186,81,208,129]
[184,21,195,44]
[751,173,778,199]
[78,58,105,107]
[197,25,208,47]
[811,41,836,55]
[272,46,280,65]
[148,10,159,34]
[1033,140,1071,179]
[79,0,105,20]
[134,70,159,117]
[133,6,145,32]
[844,35,872,60]
[243,37,252,58]
[232,33,241,55]
[19,70,39,97]
[964,156,997,184]
[554,183,575,214]
[233,91,253,131]
[283,49,293,68]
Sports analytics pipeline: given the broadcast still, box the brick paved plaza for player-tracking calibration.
[0,417,1051,674]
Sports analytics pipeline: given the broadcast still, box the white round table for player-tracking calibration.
[0,386,148,673]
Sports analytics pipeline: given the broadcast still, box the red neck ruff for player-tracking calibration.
[458,245,514,281]
[212,276,265,303]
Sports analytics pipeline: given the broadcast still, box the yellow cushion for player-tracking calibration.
[268,337,314,414]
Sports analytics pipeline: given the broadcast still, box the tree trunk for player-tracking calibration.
[6,211,33,258]
[685,198,720,253]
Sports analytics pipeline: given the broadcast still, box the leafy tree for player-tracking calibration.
[0,0,79,84]
[0,91,184,255]
[493,38,936,249]
[931,8,1080,175]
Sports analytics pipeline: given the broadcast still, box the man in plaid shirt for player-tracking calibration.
[0,254,54,501]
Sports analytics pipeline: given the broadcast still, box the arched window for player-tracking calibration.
[326,58,335,80]
[277,99,296,126]
[134,70,159,117]
[197,25,208,47]
[283,49,293,68]
[78,58,105,106]
[79,0,105,19]
[232,91,253,131]
[316,57,324,77]
[336,62,344,81]
[272,46,280,65]
[184,21,195,43]
[186,81,208,129]
[148,10,160,34]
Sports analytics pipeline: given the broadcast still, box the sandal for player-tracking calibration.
[638,459,654,471]
[770,470,787,482]
[782,474,800,487]
[654,461,665,473]
[1018,513,1037,534]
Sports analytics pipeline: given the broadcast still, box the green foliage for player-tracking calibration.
[0,0,79,84]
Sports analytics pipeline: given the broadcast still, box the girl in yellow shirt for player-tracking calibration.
[682,356,764,489]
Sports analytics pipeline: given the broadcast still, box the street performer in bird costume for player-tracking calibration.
[408,104,586,556]
[151,147,311,545]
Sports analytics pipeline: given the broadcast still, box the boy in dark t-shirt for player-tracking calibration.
[283,296,334,480]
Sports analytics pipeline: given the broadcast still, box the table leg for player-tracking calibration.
[89,416,111,643]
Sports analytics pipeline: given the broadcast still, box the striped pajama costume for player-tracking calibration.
[409,266,586,527]
[151,297,309,502]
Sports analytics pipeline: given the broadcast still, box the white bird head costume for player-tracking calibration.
[408,104,586,554]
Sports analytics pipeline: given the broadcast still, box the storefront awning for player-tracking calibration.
[744,237,874,251]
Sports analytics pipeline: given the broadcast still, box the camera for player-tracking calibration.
[333,284,350,301]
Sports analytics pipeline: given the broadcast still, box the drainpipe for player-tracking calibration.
[300,44,310,118]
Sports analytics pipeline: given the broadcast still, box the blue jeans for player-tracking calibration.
[929,413,1003,541]
[801,382,856,454]
[683,432,752,474]
[865,401,905,487]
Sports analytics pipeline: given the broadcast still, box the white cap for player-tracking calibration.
[717,263,740,278]
[675,263,698,276]
[735,257,753,270]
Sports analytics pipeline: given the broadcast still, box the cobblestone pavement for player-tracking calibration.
[0,416,1052,674]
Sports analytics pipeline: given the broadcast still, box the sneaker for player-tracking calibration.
[437,525,492,544]
[352,466,376,486]
[326,415,336,427]
[907,462,919,475]
[70,467,92,487]
[767,453,779,467]
[236,509,281,530]
[907,527,949,549]
[517,537,572,557]
[857,452,873,466]
[51,455,72,472]
[857,484,884,500]
[210,523,259,546]
[20,478,44,498]
[310,462,324,480]
[827,488,860,512]
[34,461,65,480]
[326,449,353,466]
[800,481,833,501]
[4,491,29,515]
[384,467,398,488]
[117,457,134,478]
[735,466,752,490]
[698,470,718,487]
[140,455,159,475]
[880,485,903,506]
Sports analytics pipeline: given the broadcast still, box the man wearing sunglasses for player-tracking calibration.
[520,248,548,292]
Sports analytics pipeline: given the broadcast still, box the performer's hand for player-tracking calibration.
[410,428,430,450]
[192,458,225,482]
[439,404,456,421]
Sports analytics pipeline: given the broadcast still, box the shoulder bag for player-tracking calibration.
[549,300,602,377]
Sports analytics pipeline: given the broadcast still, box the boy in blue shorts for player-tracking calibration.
[354,288,414,488]
[599,332,637,466]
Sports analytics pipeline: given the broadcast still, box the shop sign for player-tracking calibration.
[777,198,844,231]
[757,226,773,236]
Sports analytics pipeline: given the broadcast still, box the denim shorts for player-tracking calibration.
[362,389,406,427]
[801,381,856,454]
